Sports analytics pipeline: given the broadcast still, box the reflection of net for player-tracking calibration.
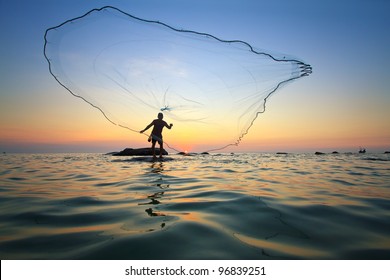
[44,6,312,152]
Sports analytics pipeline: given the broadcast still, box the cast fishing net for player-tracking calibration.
[44,6,311,152]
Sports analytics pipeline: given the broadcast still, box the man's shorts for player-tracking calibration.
[151,134,163,145]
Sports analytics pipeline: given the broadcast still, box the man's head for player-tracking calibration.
[158,112,163,119]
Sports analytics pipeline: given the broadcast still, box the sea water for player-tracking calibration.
[0,152,389,259]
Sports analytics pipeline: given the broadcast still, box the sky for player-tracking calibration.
[1,0,389,153]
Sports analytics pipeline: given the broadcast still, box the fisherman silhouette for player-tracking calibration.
[140,112,173,159]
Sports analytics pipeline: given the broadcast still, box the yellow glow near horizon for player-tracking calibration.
[1,82,389,153]
[2,96,389,153]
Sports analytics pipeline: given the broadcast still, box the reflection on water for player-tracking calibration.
[142,162,168,228]
[0,153,389,259]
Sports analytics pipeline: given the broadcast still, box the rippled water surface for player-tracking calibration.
[0,153,389,259]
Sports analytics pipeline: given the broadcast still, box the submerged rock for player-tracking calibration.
[111,147,168,156]
[177,152,197,156]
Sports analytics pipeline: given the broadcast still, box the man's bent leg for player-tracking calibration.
[152,142,157,159]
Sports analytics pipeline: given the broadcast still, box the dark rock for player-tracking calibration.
[276,152,288,155]
[177,151,204,156]
[105,151,119,155]
[315,152,325,155]
[332,151,339,154]
[111,147,168,156]
[201,152,209,155]
[181,152,196,156]
[385,151,390,154]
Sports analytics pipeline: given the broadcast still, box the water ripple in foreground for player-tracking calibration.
[0,153,389,259]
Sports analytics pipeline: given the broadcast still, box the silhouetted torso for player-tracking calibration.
[151,119,168,138]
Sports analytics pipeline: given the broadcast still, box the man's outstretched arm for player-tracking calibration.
[140,122,154,133]
[165,123,173,129]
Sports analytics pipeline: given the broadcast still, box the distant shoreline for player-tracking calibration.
[2,149,390,155]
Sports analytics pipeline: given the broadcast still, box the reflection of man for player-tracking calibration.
[140,113,173,159]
